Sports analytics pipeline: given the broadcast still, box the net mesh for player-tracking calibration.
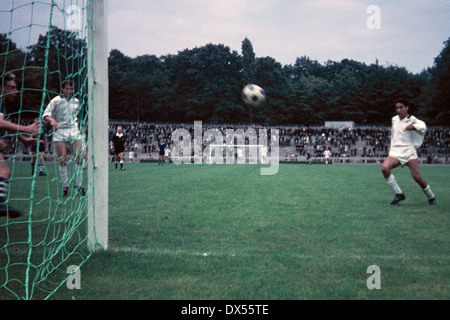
[0,0,94,300]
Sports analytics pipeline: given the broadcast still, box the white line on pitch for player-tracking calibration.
[111,246,450,261]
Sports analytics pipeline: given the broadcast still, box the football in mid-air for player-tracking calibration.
[241,84,266,107]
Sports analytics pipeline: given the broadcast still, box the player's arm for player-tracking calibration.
[42,99,57,131]
[407,117,426,134]
[390,117,395,148]
[44,115,58,132]
[17,133,37,147]
[44,135,49,153]
[0,116,39,135]
[0,139,7,152]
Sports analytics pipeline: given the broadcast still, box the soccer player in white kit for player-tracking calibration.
[43,79,85,197]
[324,148,331,165]
[381,100,436,205]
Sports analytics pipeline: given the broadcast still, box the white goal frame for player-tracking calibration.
[87,0,109,251]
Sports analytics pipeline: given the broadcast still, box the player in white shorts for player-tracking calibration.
[381,99,436,205]
[323,148,331,165]
[43,79,85,197]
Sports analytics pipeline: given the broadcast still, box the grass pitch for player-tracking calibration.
[2,162,449,300]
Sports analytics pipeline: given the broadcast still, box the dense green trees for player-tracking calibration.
[1,27,87,118]
[1,29,449,126]
[105,37,450,126]
[426,38,450,126]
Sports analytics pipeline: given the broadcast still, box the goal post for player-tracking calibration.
[87,0,109,252]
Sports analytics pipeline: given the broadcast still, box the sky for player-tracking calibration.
[107,0,450,74]
[1,0,450,74]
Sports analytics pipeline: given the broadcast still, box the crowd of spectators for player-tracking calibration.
[107,121,449,162]
[278,126,391,158]
[3,119,448,163]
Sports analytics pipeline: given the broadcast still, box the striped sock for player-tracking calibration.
[0,177,9,204]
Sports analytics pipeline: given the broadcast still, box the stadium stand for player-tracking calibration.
[4,119,448,165]
[107,121,449,165]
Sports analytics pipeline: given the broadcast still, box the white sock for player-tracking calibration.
[422,185,435,200]
[386,174,403,194]
[59,165,69,188]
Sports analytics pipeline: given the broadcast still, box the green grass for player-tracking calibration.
[0,162,91,300]
[1,162,449,299]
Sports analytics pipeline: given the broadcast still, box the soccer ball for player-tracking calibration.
[241,84,266,107]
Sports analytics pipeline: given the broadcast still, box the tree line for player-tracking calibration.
[1,28,449,126]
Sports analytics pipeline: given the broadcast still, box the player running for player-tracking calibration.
[381,99,436,205]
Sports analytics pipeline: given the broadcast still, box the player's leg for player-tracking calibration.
[381,156,405,204]
[406,159,427,188]
[30,149,37,175]
[114,152,119,169]
[71,139,86,196]
[381,156,399,178]
[37,142,47,175]
[55,141,70,196]
[407,159,436,205]
[0,152,22,218]
[119,152,125,170]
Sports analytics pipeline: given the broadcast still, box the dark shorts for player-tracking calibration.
[31,143,45,153]
[114,147,125,154]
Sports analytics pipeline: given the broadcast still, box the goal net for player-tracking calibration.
[0,0,108,300]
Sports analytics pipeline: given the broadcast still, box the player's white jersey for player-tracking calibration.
[43,95,80,129]
[390,115,426,150]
